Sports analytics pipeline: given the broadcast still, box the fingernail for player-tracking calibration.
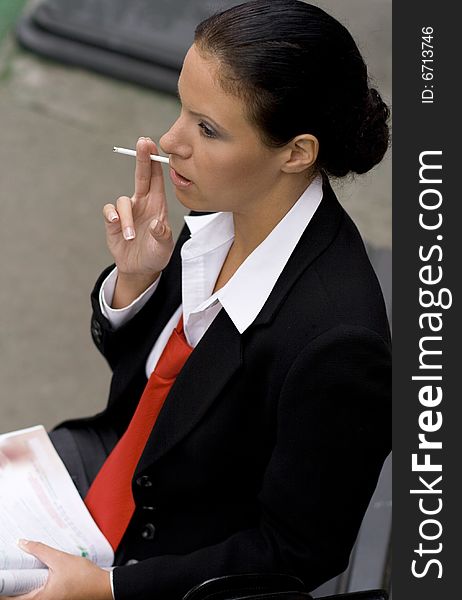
[123,226,135,240]
[18,539,29,548]
[109,212,119,222]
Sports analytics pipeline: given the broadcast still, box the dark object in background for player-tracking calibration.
[15,0,243,94]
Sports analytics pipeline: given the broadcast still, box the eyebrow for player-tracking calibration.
[176,81,228,135]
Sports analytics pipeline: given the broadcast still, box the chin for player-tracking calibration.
[174,189,214,213]
[174,189,196,209]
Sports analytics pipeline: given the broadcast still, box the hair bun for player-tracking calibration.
[349,88,391,175]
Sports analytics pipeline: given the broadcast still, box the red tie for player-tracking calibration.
[85,315,193,550]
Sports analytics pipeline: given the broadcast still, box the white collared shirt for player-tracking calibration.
[100,174,323,378]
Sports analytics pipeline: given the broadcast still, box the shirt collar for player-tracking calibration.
[182,173,323,333]
[183,210,234,258]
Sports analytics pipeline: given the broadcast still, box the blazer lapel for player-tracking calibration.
[136,307,242,473]
[252,174,344,328]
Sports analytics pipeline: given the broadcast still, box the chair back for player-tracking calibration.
[182,574,308,600]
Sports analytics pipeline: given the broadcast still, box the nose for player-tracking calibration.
[159,117,192,159]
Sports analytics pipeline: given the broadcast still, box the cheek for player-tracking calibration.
[198,147,265,190]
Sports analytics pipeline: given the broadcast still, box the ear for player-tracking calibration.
[281,134,319,174]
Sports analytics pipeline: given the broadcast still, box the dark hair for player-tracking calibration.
[195,0,390,177]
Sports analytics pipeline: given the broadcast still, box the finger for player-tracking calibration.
[102,203,119,225]
[145,138,168,197]
[149,219,172,243]
[115,196,136,240]
[18,540,63,568]
[134,137,153,199]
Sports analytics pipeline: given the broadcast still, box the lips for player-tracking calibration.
[169,166,193,188]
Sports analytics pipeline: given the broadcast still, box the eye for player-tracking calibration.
[198,121,217,139]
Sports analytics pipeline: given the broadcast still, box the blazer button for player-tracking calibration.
[91,319,102,344]
[141,523,156,540]
[136,475,152,488]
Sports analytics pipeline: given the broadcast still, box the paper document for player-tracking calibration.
[0,425,114,596]
[0,570,49,596]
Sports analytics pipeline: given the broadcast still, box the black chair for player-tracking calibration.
[182,574,388,600]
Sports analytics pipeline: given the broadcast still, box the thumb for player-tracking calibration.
[149,218,172,242]
[18,540,62,568]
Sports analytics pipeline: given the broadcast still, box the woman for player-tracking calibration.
[5,2,391,599]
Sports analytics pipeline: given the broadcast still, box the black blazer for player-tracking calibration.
[59,175,391,600]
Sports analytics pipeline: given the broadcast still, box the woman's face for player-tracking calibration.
[159,44,285,214]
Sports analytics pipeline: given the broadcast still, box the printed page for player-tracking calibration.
[0,426,114,570]
[0,569,48,597]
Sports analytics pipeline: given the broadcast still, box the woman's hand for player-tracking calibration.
[0,540,112,600]
[103,137,174,305]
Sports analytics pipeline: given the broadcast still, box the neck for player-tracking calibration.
[231,171,316,259]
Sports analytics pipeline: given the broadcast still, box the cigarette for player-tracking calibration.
[113,146,170,164]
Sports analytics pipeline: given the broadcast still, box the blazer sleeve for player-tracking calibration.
[89,263,130,371]
[112,324,391,600]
